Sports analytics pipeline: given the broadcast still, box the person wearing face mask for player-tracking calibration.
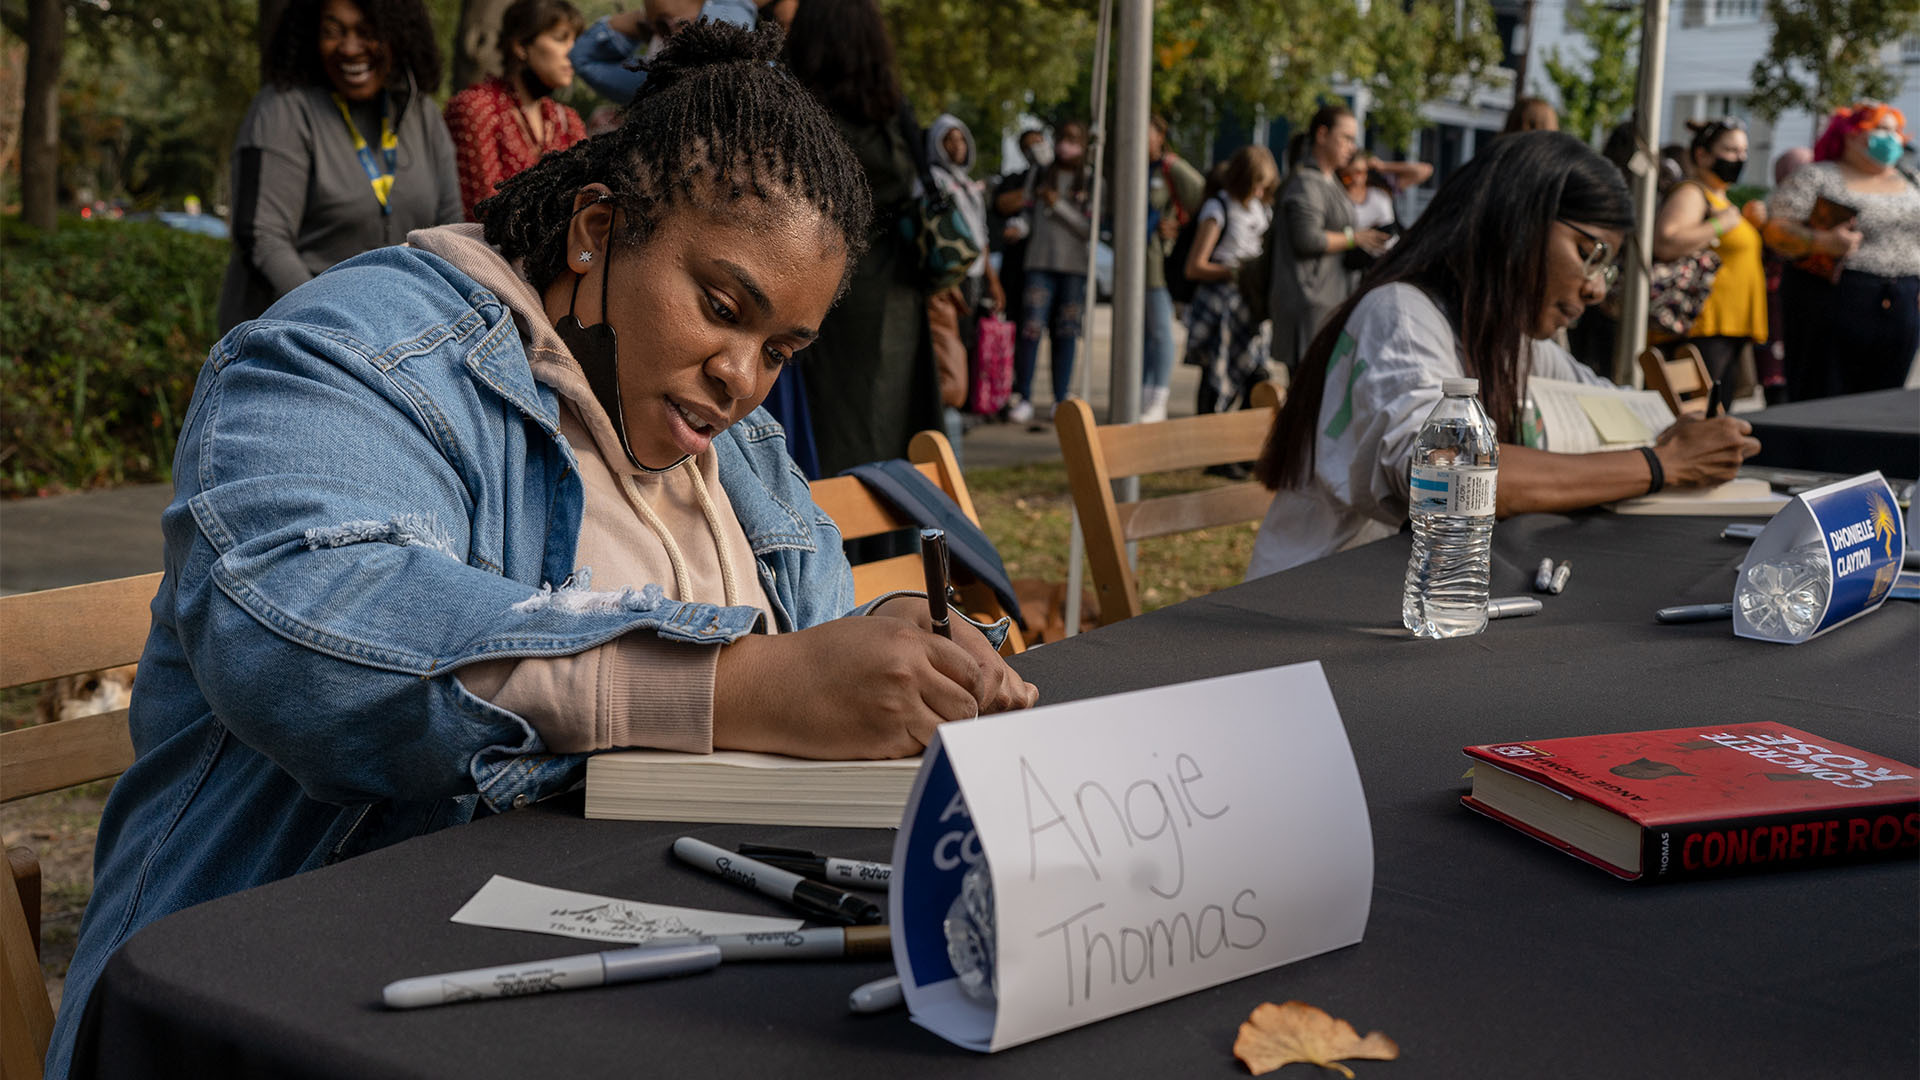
[1008,120,1094,426]
[44,24,1036,1079]
[567,0,760,106]
[1651,117,1766,414]
[1764,102,1920,401]
[444,0,588,221]
[1246,133,1759,578]
[217,0,463,333]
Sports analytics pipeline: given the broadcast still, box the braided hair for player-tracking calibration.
[479,20,872,296]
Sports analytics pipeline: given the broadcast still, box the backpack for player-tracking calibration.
[1235,212,1275,326]
[1165,190,1220,305]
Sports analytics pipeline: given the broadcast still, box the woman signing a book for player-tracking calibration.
[1245,133,1761,579]
[46,23,1035,1078]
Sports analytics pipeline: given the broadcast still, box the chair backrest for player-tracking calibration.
[1638,345,1712,419]
[807,432,1025,654]
[0,571,157,1079]
[1055,382,1285,626]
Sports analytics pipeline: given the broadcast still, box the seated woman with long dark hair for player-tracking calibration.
[1248,132,1759,578]
[46,23,1034,1077]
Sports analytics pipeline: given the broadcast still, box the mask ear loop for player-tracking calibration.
[555,199,689,474]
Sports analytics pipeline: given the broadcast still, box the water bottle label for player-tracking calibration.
[1410,465,1497,517]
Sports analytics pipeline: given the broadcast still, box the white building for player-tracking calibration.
[1524,0,1920,178]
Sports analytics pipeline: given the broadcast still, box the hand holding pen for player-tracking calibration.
[920,529,953,639]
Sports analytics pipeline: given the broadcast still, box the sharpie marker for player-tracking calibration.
[1656,602,1735,623]
[672,837,885,925]
[382,943,719,1009]
[737,843,893,891]
[1533,558,1555,592]
[1486,596,1542,619]
[648,925,892,960]
[1547,561,1572,595]
[848,974,905,1014]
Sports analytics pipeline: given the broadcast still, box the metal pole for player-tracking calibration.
[1612,0,1669,385]
[1062,0,1114,640]
[1109,0,1150,428]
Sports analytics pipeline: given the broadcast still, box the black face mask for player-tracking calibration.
[1709,157,1744,185]
[554,221,688,474]
[517,65,556,100]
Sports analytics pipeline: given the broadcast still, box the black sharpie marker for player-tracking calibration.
[737,843,893,891]
[672,837,884,925]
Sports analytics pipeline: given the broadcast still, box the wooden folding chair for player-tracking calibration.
[1055,381,1286,627]
[1,573,156,1080]
[807,432,1025,655]
[1638,344,1713,419]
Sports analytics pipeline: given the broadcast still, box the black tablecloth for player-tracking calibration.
[73,514,1920,1079]
[1746,387,1920,479]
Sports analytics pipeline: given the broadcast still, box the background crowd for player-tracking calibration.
[194,0,1919,495]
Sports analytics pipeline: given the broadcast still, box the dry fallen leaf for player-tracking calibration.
[1233,1000,1399,1077]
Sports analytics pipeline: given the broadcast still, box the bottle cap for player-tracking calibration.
[1441,377,1479,396]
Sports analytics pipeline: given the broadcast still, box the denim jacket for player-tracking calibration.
[569,0,758,106]
[49,242,921,1076]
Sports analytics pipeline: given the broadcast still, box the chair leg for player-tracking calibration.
[3,848,55,1080]
[4,850,38,962]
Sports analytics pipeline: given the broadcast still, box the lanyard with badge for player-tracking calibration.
[332,93,398,214]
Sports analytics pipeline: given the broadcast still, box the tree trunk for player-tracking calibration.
[453,0,518,94]
[20,0,63,231]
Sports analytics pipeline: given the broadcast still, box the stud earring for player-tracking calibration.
[578,251,593,264]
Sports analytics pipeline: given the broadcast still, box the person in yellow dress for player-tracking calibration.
[1651,117,1768,414]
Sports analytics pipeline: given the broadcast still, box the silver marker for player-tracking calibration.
[1533,557,1555,592]
[1487,596,1543,619]
[646,925,892,960]
[848,974,905,1014]
[382,943,719,1009]
[1547,561,1572,595]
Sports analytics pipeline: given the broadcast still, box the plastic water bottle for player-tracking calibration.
[1403,377,1500,638]
[1735,541,1833,639]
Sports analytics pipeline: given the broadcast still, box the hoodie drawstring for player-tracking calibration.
[618,461,740,609]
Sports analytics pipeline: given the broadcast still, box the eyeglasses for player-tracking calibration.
[1562,220,1620,289]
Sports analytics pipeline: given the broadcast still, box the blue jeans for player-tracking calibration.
[1015,269,1086,405]
[1142,285,1174,391]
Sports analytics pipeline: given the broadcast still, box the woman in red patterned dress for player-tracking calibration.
[444,0,587,221]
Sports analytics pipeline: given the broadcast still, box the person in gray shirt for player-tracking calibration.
[1268,104,1389,374]
[219,0,462,332]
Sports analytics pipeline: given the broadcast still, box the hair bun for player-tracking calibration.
[636,19,784,91]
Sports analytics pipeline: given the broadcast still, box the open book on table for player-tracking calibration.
[1526,376,1787,516]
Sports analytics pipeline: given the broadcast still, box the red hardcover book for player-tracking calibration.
[1462,723,1919,882]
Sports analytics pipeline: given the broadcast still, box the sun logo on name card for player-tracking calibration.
[1869,490,1898,560]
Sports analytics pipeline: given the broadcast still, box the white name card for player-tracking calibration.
[888,661,1374,1052]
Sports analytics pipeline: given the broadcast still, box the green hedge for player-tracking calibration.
[1,217,225,496]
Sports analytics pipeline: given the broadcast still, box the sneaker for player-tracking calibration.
[1007,395,1034,424]
[1140,386,1169,423]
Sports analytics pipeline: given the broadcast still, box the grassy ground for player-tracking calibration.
[965,459,1258,615]
[0,460,1256,1010]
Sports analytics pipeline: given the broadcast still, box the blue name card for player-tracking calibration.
[1734,472,1907,644]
